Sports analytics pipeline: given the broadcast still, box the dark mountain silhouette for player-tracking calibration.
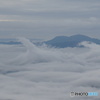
[44,34,100,48]
[0,41,21,45]
[1,35,100,48]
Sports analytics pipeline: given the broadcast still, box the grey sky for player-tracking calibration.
[0,0,100,40]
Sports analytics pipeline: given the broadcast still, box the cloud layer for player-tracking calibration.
[0,39,100,100]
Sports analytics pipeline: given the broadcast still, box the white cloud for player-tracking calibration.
[0,39,100,100]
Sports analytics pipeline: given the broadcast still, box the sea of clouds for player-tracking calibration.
[0,38,100,100]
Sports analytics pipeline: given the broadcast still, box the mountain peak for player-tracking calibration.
[44,34,100,48]
[69,34,90,38]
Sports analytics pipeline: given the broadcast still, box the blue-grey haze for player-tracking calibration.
[0,0,100,39]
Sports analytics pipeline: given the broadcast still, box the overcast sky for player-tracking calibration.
[0,0,100,40]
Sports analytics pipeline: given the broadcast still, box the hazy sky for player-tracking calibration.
[0,0,100,40]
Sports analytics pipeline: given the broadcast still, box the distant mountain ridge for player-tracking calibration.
[1,35,100,48]
[0,41,21,45]
[44,34,100,48]
[0,39,42,45]
[0,39,21,45]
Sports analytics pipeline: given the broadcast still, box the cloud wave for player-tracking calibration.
[0,38,100,100]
